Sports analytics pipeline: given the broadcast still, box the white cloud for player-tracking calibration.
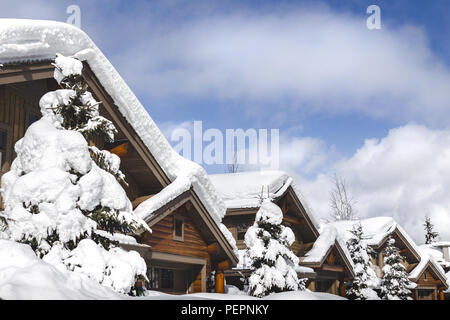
[290,124,450,244]
[108,5,450,126]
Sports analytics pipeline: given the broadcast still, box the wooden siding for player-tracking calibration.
[0,85,42,208]
[143,209,210,260]
[415,268,442,288]
[140,206,213,293]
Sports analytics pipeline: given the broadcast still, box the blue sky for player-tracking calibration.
[3,0,450,241]
[2,1,448,161]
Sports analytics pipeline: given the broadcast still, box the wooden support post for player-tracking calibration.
[440,290,445,300]
[339,280,346,297]
[215,271,225,293]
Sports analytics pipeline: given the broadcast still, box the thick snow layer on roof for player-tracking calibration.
[294,265,315,274]
[0,19,233,248]
[328,217,422,259]
[299,225,354,270]
[327,217,396,247]
[430,241,450,248]
[209,170,319,228]
[410,246,448,284]
[327,217,449,285]
[134,177,191,222]
[210,171,290,208]
[300,225,337,264]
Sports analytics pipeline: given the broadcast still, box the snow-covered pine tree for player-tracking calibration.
[380,236,415,300]
[245,198,305,298]
[0,54,150,296]
[345,223,379,300]
[423,216,439,244]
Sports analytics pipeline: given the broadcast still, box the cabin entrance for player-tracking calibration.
[147,266,193,294]
[415,288,435,300]
[146,252,206,294]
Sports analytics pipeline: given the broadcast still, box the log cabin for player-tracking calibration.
[331,217,449,300]
[0,19,238,294]
[209,171,354,296]
[299,225,355,296]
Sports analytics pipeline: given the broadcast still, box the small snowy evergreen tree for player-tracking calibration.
[423,216,439,244]
[380,236,415,300]
[245,198,305,298]
[0,54,149,296]
[345,223,379,300]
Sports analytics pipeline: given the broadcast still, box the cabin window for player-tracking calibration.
[315,279,334,293]
[26,111,40,129]
[237,223,249,241]
[424,272,427,281]
[147,267,160,289]
[173,215,184,241]
[417,289,434,300]
[147,267,175,290]
[0,129,6,169]
[160,269,174,289]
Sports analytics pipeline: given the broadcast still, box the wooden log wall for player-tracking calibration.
[140,206,213,292]
[0,85,41,209]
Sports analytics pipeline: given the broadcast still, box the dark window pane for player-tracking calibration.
[147,267,160,289]
[27,113,40,127]
[174,219,183,238]
[0,130,5,150]
[0,130,6,167]
[161,269,174,288]
[237,223,248,241]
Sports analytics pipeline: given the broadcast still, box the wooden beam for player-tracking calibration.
[109,142,128,158]
[0,63,54,85]
[132,194,155,209]
[322,264,345,273]
[207,242,220,255]
[217,259,231,271]
[283,215,303,226]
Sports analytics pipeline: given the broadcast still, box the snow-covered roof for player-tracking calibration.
[418,244,450,269]
[0,19,236,254]
[429,241,450,248]
[134,177,191,222]
[327,217,450,286]
[209,170,319,228]
[326,217,397,247]
[299,225,355,275]
[409,246,449,288]
[327,217,421,258]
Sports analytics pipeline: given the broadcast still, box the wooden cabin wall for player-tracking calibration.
[139,207,212,289]
[415,269,442,289]
[145,210,210,260]
[0,85,42,209]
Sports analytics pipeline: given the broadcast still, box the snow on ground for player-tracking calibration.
[0,240,123,299]
[0,239,344,300]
